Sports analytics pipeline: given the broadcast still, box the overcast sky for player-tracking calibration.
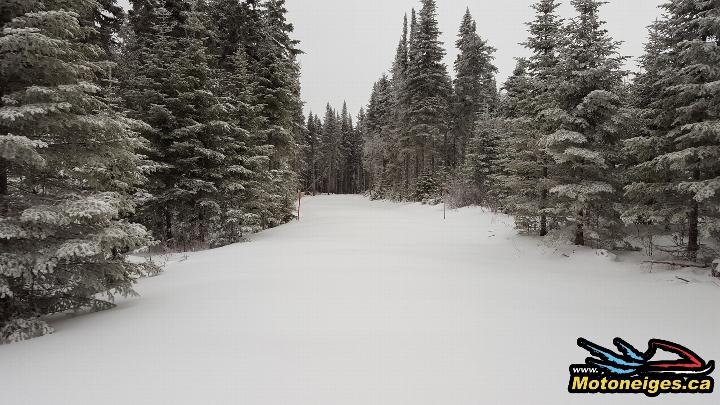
[119,0,665,117]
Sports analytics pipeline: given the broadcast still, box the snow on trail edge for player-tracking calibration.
[1,195,718,405]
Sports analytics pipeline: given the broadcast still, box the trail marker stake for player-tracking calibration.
[442,185,447,220]
[297,190,302,221]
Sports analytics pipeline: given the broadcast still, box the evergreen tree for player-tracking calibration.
[210,50,270,244]
[339,102,356,193]
[501,0,564,235]
[363,76,395,197]
[0,0,154,341]
[462,118,506,206]
[319,104,341,193]
[355,108,369,192]
[624,0,720,261]
[405,0,452,178]
[206,0,293,241]
[452,8,497,167]
[525,0,564,114]
[543,0,626,247]
[122,2,233,247]
[251,0,304,225]
[302,112,321,194]
[391,15,411,193]
[496,59,548,230]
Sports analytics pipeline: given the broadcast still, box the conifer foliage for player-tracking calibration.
[4,0,720,344]
[542,0,626,248]
[121,0,304,248]
[0,0,310,342]
[452,8,497,167]
[625,0,720,260]
[301,102,365,195]
[361,0,720,264]
[0,0,155,342]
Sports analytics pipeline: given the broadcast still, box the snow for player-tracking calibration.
[1,195,719,404]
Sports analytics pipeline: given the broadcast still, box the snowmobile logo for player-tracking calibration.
[568,337,714,396]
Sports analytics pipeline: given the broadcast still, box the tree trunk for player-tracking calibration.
[574,209,585,246]
[540,166,548,236]
[311,146,317,195]
[688,168,701,260]
[164,209,173,244]
[688,201,699,260]
[404,156,409,190]
[0,158,8,217]
[415,152,420,181]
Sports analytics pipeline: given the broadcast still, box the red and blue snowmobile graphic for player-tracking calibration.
[577,337,715,377]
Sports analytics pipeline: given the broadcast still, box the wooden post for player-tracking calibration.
[442,185,447,220]
[297,190,302,221]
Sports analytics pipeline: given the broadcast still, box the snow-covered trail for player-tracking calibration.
[2,195,719,404]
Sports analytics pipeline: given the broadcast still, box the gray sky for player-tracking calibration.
[119,0,665,117]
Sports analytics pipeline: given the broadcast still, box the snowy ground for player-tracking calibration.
[1,195,719,404]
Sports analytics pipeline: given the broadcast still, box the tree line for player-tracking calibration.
[302,102,365,195]
[1,0,718,342]
[0,0,305,342]
[359,0,720,266]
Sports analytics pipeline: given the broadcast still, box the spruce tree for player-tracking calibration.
[303,112,321,194]
[319,104,341,193]
[452,8,497,167]
[363,76,394,197]
[543,0,626,247]
[462,118,506,206]
[251,0,304,225]
[210,50,270,244]
[405,0,452,179]
[0,0,154,341]
[390,15,410,193]
[497,59,547,230]
[122,1,241,247]
[625,0,720,261]
[339,102,356,194]
[501,0,564,235]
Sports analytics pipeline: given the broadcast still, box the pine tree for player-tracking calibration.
[339,102,357,194]
[210,50,270,245]
[363,76,395,197]
[624,0,720,261]
[390,15,411,193]
[542,0,626,247]
[525,0,564,115]
[405,0,453,179]
[251,0,304,225]
[452,8,497,167]
[462,118,506,206]
[501,0,564,236]
[122,1,242,247]
[496,59,547,230]
[319,104,341,193]
[205,0,290,243]
[302,112,321,194]
[0,0,154,342]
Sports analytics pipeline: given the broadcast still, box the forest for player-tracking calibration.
[1,0,720,343]
[313,0,720,264]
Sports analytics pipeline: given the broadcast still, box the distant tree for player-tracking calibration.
[363,76,395,197]
[303,113,321,194]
